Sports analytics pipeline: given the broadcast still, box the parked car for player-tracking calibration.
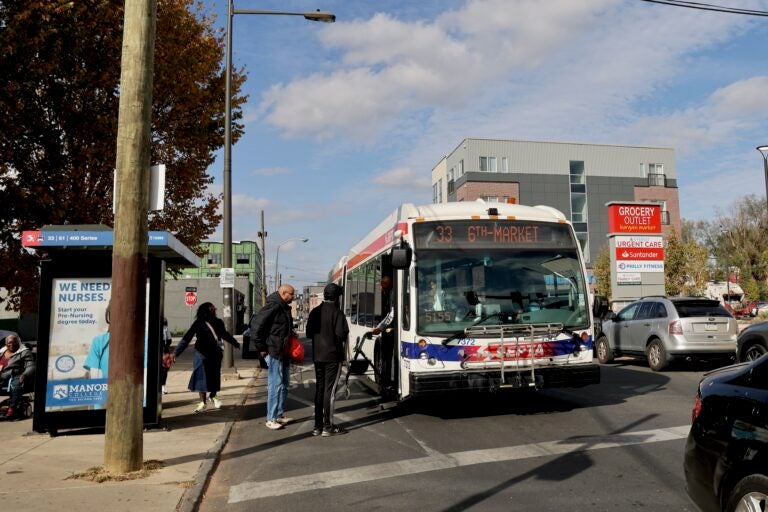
[595,297,737,371]
[751,302,768,317]
[683,355,768,512]
[736,322,768,363]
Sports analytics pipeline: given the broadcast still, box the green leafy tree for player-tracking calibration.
[665,232,708,296]
[691,195,768,301]
[592,243,611,298]
[0,0,247,312]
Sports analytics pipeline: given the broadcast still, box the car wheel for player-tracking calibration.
[725,474,768,512]
[743,343,767,362]
[646,339,669,371]
[596,336,614,364]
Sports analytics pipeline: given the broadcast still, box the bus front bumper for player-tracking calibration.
[409,363,600,395]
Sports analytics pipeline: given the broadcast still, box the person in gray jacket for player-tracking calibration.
[251,284,296,430]
[306,283,349,437]
[0,334,34,420]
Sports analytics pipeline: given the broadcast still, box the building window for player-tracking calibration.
[501,157,509,173]
[479,156,497,173]
[481,195,498,202]
[569,161,588,224]
[459,159,464,176]
[236,253,249,264]
[208,253,221,266]
[648,163,665,186]
[438,178,443,203]
[432,183,438,204]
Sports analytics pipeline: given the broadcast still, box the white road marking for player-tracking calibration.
[228,425,690,503]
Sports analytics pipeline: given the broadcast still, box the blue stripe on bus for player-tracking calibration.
[400,335,593,361]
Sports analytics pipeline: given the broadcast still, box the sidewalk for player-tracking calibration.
[0,351,264,512]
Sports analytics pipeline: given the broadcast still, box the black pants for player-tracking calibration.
[314,361,341,429]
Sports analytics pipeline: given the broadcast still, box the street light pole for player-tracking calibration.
[721,226,730,307]
[757,145,768,214]
[275,238,308,289]
[221,3,334,370]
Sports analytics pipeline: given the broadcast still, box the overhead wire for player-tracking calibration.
[639,0,768,16]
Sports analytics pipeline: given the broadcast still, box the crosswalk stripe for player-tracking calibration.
[228,425,690,503]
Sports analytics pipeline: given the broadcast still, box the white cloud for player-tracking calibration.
[251,166,290,176]
[372,167,431,190]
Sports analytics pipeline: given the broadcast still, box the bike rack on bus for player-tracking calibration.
[463,323,564,390]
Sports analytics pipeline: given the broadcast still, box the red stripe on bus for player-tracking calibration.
[332,222,409,279]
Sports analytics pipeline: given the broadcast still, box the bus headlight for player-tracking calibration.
[428,357,437,366]
[419,352,428,360]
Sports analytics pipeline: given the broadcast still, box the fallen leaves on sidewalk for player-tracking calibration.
[66,460,165,483]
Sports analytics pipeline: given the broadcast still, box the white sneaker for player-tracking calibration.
[212,397,222,409]
[265,420,284,430]
[275,416,293,425]
[162,386,168,395]
[194,401,206,413]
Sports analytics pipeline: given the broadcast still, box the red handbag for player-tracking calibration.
[287,334,304,364]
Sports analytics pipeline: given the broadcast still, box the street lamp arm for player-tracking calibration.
[233,9,336,22]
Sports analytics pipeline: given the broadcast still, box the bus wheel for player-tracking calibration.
[373,341,382,385]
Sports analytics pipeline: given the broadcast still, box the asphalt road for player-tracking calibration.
[199,356,715,512]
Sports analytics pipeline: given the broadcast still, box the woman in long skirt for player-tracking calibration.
[172,302,240,412]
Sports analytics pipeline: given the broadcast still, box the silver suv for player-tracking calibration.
[596,297,737,371]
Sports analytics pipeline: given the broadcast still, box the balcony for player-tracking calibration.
[648,173,666,186]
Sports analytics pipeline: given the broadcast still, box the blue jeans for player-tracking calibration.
[265,355,290,422]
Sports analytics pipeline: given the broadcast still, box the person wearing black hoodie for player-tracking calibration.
[251,284,295,430]
[306,283,349,437]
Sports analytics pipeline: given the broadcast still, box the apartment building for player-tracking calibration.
[431,138,681,264]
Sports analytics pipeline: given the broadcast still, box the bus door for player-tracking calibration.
[396,266,411,400]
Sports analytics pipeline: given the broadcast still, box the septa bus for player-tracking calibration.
[330,200,603,400]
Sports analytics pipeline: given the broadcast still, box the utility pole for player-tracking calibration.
[258,210,267,306]
[105,0,157,473]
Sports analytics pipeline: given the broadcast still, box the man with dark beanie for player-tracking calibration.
[306,283,349,437]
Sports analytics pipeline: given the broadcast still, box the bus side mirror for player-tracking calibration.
[391,245,412,269]
[593,295,609,319]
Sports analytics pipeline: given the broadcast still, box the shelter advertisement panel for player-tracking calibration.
[45,277,147,411]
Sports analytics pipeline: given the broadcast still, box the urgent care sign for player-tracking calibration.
[607,202,662,234]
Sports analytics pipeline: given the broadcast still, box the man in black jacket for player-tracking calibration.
[252,284,295,430]
[306,283,349,436]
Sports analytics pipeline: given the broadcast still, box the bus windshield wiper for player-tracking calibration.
[441,328,466,346]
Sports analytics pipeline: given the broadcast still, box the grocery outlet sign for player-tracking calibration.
[607,203,662,234]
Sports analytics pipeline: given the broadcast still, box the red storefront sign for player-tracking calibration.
[615,248,664,261]
[608,203,662,234]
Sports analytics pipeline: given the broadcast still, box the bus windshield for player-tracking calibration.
[414,221,589,335]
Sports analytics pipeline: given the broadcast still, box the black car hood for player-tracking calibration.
[702,361,750,384]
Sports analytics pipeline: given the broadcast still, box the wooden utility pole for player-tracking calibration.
[105,0,157,474]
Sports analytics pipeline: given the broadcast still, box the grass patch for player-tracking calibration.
[67,460,165,483]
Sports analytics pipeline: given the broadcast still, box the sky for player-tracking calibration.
[198,0,768,291]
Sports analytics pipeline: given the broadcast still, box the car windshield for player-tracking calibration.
[415,248,589,335]
[673,301,732,318]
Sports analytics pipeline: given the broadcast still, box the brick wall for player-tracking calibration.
[455,182,520,202]
[634,185,681,236]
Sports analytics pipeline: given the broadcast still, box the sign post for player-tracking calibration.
[606,201,665,309]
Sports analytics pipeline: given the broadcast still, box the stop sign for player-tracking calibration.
[184,291,197,307]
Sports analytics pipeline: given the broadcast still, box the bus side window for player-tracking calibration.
[402,270,410,330]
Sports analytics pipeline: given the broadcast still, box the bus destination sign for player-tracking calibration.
[413,221,573,249]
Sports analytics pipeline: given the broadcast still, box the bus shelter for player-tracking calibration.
[22,226,199,434]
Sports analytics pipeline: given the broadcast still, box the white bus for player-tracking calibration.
[330,200,602,400]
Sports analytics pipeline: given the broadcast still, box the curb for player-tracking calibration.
[175,371,259,512]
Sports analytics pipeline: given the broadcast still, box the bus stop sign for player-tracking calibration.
[184,291,197,307]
